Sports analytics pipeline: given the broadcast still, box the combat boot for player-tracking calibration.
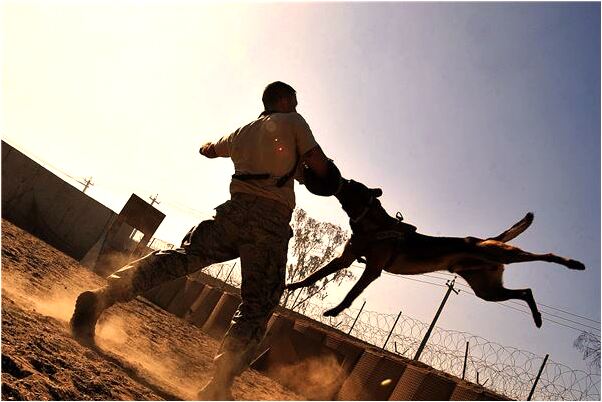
[69,287,115,346]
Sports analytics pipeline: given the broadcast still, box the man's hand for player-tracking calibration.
[199,142,218,159]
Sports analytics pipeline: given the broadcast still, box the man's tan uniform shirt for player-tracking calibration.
[213,112,318,211]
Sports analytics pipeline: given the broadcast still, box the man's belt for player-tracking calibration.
[232,172,294,188]
[232,173,271,181]
[232,160,298,188]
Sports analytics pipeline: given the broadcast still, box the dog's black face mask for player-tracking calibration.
[336,179,383,222]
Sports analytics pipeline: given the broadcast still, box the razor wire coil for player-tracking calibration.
[167,260,601,401]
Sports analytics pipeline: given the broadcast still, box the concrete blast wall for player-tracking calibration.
[1,141,116,260]
[150,274,511,401]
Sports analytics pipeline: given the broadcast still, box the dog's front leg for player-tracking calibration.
[286,241,356,291]
[324,266,382,317]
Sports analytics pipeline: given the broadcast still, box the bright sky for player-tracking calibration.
[2,1,600,374]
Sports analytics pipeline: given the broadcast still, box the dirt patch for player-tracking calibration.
[1,219,302,400]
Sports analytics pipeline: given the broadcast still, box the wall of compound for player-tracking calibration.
[145,273,509,401]
[1,141,116,261]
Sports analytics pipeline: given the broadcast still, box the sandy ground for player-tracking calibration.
[1,219,302,400]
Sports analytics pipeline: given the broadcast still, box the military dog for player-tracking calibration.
[286,179,585,327]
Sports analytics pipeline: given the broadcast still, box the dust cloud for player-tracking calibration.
[268,353,345,399]
[1,270,201,400]
[96,316,200,400]
[1,271,83,322]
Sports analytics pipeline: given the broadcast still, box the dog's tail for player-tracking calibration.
[488,212,534,243]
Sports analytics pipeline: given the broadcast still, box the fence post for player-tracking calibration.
[462,341,469,380]
[288,289,302,310]
[224,262,237,284]
[216,264,225,279]
[414,277,459,361]
[382,310,402,350]
[348,300,366,335]
[527,354,549,401]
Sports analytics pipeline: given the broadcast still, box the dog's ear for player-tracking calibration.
[370,188,383,198]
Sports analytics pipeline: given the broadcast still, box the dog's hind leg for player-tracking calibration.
[457,267,543,327]
[285,241,356,291]
[475,240,585,271]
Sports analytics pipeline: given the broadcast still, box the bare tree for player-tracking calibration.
[574,331,601,370]
[282,209,354,313]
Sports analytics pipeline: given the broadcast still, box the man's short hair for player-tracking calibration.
[262,81,296,110]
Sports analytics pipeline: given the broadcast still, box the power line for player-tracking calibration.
[498,300,600,330]
[4,139,87,186]
[462,290,601,333]
[432,275,600,332]
[392,275,449,289]
[536,303,601,325]
[159,197,213,219]
[424,271,600,324]
[420,276,600,334]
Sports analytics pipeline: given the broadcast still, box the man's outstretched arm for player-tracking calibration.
[201,129,235,159]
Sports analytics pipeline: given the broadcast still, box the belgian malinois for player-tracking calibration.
[286,179,585,327]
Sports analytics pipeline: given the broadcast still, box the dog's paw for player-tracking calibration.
[323,308,342,317]
[534,311,542,328]
[567,259,585,270]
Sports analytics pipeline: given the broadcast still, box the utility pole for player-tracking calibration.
[414,276,459,361]
[81,177,94,193]
[149,193,160,207]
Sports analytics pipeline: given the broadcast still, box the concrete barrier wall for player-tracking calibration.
[293,320,327,343]
[388,362,426,400]
[390,363,458,400]
[166,279,206,318]
[137,255,511,401]
[2,141,116,260]
[338,349,407,400]
[201,292,241,339]
[143,277,188,310]
[450,383,483,401]
[252,317,346,400]
[185,286,224,328]
[254,313,295,362]
[322,333,366,390]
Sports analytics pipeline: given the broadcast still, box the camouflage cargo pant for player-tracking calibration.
[104,192,293,382]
